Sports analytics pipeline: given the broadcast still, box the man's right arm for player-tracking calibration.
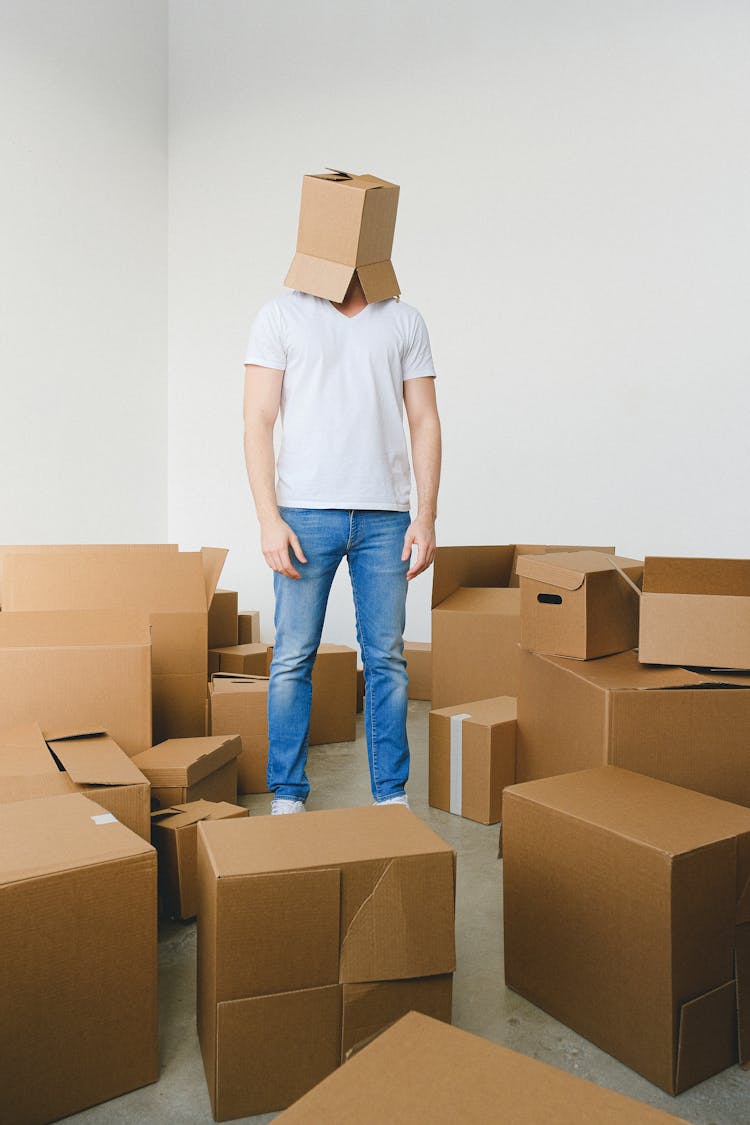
[243,364,307,579]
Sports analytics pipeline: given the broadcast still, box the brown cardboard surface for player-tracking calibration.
[429,697,517,824]
[0,793,157,1124]
[275,1011,692,1124]
[341,974,452,1058]
[404,640,432,700]
[237,609,260,644]
[503,767,750,1093]
[208,589,238,649]
[133,734,242,788]
[208,675,269,794]
[0,611,152,757]
[309,644,357,745]
[517,648,750,807]
[151,799,247,920]
[0,542,177,606]
[209,642,270,676]
[517,550,642,660]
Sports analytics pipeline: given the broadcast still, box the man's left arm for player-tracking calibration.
[402,376,442,580]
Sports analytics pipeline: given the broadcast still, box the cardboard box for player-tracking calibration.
[2,545,227,743]
[429,697,516,824]
[133,734,242,809]
[0,542,178,606]
[341,975,452,1060]
[0,792,158,1123]
[309,643,357,744]
[517,550,642,660]
[197,806,456,1119]
[404,640,432,700]
[516,647,750,806]
[0,721,151,841]
[639,556,750,670]
[0,609,152,755]
[208,675,269,794]
[285,170,400,303]
[238,609,260,644]
[275,1011,692,1124]
[208,589,239,649]
[431,544,614,708]
[208,642,270,677]
[151,799,248,920]
[503,767,750,1094]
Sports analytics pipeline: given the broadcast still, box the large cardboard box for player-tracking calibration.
[208,589,238,649]
[309,643,357,745]
[208,675,269,794]
[2,545,227,743]
[197,806,456,1119]
[208,642,270,677]
[275,1011,691,1124]
[0,792,158,1124]
[133,734,241,809]
[404,640,432,700]
[517,550,642,660]
[151,799,248,920]
[517,647,750,806]
[0,721,151,840]
[284,170,400,303]
[431,544,614,708]
[237,609,260,644]
[503,767,750,1094]
[0,542,178,606]
[639,556,750,670]
[429,697,516,824]
[0,609,152,755]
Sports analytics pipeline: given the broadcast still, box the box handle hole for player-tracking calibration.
[537,593,563,605]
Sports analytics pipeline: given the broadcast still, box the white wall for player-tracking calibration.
[165,1,749,648]
[0,0,167,542]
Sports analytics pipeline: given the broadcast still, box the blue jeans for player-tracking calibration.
[268,507,411,802]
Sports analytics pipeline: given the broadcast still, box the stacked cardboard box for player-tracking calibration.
[404,640,432,700]
[208,641,270,677]
[197,806,456,1118]
[238,609,261,644]
[429,697,516,824]
[207,675,269,794]
[133,734,242,809]
[207,589,239,649]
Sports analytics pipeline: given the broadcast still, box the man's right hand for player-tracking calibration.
[261,516,308,579]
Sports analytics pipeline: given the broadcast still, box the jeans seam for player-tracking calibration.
[349,561,380,800]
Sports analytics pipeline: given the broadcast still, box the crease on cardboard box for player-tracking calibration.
[674,979,737,1092]
[341,859,393,952]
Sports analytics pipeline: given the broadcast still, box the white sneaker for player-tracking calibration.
[374,794,410,809]
[271,797,306,815]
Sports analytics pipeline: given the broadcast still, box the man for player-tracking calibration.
[243,185,441,814]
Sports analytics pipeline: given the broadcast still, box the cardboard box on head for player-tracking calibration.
[285,169,400,303]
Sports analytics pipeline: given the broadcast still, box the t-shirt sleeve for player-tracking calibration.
[244,300,286,370]
[401,310,436,381]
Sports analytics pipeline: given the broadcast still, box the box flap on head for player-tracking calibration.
[644,557,750,596]
[431,546,516,607]
[201,547,228,608]
[356,261,400,303]
[47,732,148,787]
[516,551,642,591]
[285,253,354,302]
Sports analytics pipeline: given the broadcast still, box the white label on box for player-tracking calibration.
[91,813,118,825]
[449,713,471,816]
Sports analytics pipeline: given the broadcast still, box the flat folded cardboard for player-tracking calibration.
[133,734,242,809]
[208,589,239,649]
[0,609,152,755]
[404,640,432,700]
[0,721,151,841]
[208,642,270,677]
[516,647,750,806]
[284,170,400,303]
[208,675,269,794]
[238,609,261,644]
[197,806,456,1119]
[0,792,157,1124]
[151,799,248,920]
[429,697,516,825]
[309,643,357,744]
[431,544,614,708]
[517,550,643,660]
[2,545,227,743]
[639,556,750,670]
[275,1011,692,1124]
[503,767,750,1094]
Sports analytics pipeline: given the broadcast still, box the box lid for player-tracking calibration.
[47,731,148,787]
[516,551,642,592]
[0,609,151,648]
[431,697,517,726]
[199,805,453,879]
[132,734,242,787]
[644,557,750,596]
[538,649,750,692]
[0,792,153,886]
[151,799,247,830]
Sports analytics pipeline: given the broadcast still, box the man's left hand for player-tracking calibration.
[402,517,436,581]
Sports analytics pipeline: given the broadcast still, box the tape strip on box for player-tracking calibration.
[449,713,471,815]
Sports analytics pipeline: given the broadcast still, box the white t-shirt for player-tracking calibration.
[244,291,436,511]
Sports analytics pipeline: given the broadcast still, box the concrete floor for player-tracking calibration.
[68,701,749,1124]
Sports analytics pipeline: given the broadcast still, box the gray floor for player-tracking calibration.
[69,702,749,1124]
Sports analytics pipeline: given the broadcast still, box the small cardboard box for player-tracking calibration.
[208,642,270,677]
[208,589,238,649]
[503,767,750,1094]
[517,550,643,660]
[133,734,241,809]
[429,697,516,825]
[309,643,357,745]
[517,648,750,806]
[0,721,151,840]
[404,640,432,700]
[285,170,400,303]
[208,675,269,794]
[0,792,158,1123]
[238,609,261,644]
[431,544,614,709]
[275,1011,692,1124]
[639,556,750,670]
[197,806,456,1119]
[151,799,248,920]
[0,609,152,755]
